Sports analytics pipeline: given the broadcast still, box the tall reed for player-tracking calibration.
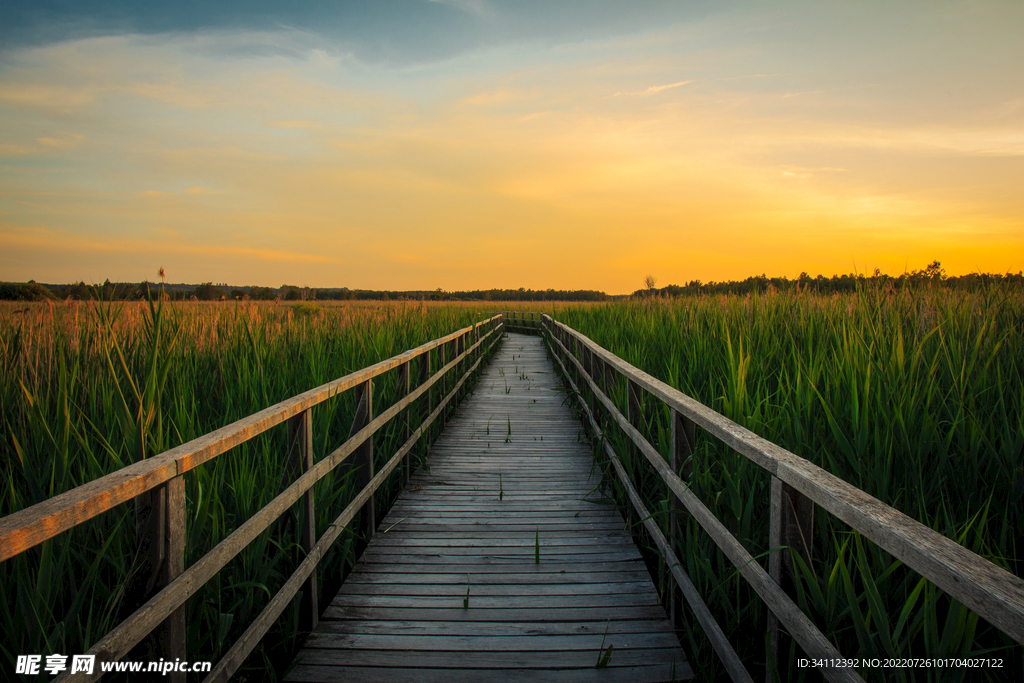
[554,285,1023,682]
[1,297,496,680]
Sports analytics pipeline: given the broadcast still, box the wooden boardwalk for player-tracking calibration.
[286,332,692,683]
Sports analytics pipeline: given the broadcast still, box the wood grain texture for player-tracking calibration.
[287,333,692,683]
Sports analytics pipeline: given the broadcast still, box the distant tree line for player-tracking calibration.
[3,263,1021,302]
[632,262,1024,297]
[0,280,611,302]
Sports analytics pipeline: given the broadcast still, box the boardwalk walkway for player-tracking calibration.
[286,332,692,682]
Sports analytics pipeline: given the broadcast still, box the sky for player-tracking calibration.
[0,1,1021,294]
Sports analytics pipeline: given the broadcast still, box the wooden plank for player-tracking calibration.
[322,605,673,622]
[303,631,682,651]
[314,619,674,637]
[294,648,684,668]
[287,664,691,683]
[343,572,657,585]
[348,562,649,574]
[337,582,660,596]
[287,333,691,682]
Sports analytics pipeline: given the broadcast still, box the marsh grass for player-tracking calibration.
[552,285,1023,682]
[0,297,498,680]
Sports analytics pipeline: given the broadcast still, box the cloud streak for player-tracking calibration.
[612,80,694,97]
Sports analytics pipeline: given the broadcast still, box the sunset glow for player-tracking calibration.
[1,1,1021,293]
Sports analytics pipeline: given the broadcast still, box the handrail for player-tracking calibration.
[539,314,1024,680]
[0,315,501,561]
[1,314,504,681]
[500,310,542,331]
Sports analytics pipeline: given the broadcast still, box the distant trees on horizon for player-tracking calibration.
[2,262,1021,302]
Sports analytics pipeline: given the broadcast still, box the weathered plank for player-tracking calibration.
[287,333,691,682]
[287,664,690,683]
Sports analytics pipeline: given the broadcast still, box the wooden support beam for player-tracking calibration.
[287,409,318,633]
[669,409,695,629]
[418,352,431,459]
[625,378,643,536]
[398,361,411,484]
[127,476,186,682]
[348,380,375,544]
[440,343,449,429]
[768,476,815,679]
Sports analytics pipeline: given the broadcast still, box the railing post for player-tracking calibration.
[669,409,695,629]
[287,408,318,632]
[398,361,411,484]
[348,380,375,544]
[166,477,186,683]
[768,476,815,680]
[457,332,465,402]
[129,476,186,682]
[589,348,598,417]
[440,341,449,428]
[419,351,431,458]
[625,379,643,536]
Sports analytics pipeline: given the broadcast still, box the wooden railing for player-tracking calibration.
[501,310,542,333]
[537,313,1024,683]
[0,314,504,682]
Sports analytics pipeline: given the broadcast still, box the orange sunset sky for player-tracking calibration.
[1,1,1021,294]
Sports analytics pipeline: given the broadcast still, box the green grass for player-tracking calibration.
[0,298,498,680]
[549,284,1023,682]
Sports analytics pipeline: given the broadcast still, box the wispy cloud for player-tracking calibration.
[612,80,693,97]
[0,228,342,265]
[35,132,84,149]
[426,0,491,18]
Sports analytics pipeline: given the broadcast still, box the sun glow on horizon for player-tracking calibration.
[1,2,1021,293]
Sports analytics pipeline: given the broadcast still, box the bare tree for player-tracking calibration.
[644,274,658,293]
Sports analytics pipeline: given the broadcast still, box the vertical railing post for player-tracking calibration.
[457,332,465,401]
[440,341,449,428]
[129,477,186,682]
[582,345,593,413]
[398,361,411,483]
[768,477,815,680]
[625,379,643,536]
[473,324,480,366]
[348,380,375,544]
[669,409,695,629]
[419,351,431,458]
[165,476,185,683]
[287,408,318,632]
[603,358,617,407]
